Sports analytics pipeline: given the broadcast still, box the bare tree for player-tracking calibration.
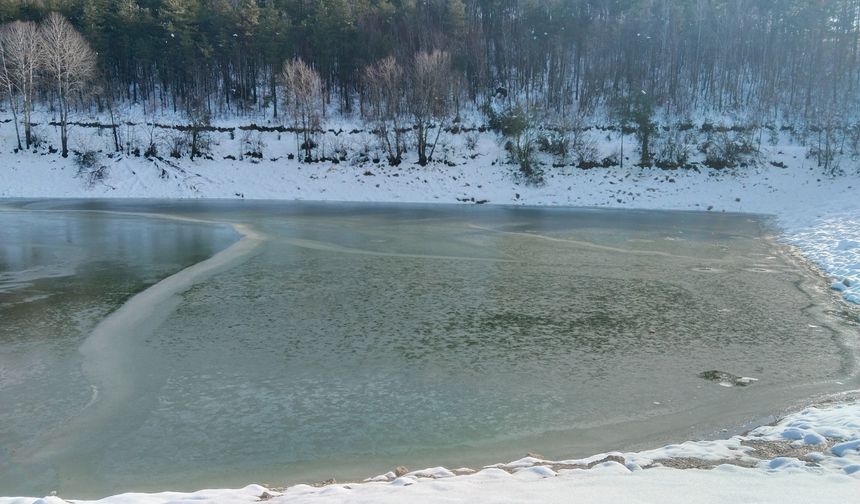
[0,25,22,150]
[411,50,453,166]
[0,21,41,150]
[364,56,406,165]
[40,13,96,158]
[280,58,323,162]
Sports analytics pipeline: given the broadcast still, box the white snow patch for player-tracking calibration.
[512,465,558,480]
[405,467,456,479]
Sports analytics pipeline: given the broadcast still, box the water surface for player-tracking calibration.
[0,200,857,497]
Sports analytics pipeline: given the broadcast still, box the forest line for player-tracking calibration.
[0,1,857,120]
[1,1,859,179]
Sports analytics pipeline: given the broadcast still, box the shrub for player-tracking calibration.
[169,134,187,159]
[188,128,213,160]
[571,131,599,167]
[74,150,109,188]
[487,104,529,138]
[505,133,543,185]
[654,127,693,169]
[537,131,570,160]
[144,141,158,158]
[465,132,479,152]
[700,131,760,169]
[491,104,543,184]
[28,128,44,149]
[329,136,348,161]
[241,131,265,159]
[74,150,98,172]
[806,123,844,176]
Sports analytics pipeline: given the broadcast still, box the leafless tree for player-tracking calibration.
[0,21,41,150]
[364,56,406,165]
[280,58,323,162]
[40,13,97,158]
[0,26,21,150]
[410,50,453,166]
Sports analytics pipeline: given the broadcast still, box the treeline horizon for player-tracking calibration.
[1,0,859,125]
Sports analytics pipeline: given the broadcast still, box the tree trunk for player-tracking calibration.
[6,95,22,150]
[24,90,32,149]
[417,122,427,166]
[428,120,445,164]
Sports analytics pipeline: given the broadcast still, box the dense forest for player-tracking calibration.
[1,0,859,119]
[1,1,859,173]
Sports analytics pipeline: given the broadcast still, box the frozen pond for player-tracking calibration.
[0,200,857,497]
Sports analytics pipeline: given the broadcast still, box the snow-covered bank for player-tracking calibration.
[790,214,860,305]
[2,136,858,303]
[3,397,859,504]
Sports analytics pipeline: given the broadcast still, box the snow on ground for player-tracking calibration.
[2,398,859,504]
[790,214,860,305]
